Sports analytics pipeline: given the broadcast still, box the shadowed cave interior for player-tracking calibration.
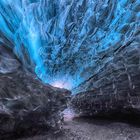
[0,0,140,140]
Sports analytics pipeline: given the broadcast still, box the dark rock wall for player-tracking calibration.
[0,46,71,139]
[71,33,140,116]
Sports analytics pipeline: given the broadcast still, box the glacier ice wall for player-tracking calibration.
[0,0,139,89]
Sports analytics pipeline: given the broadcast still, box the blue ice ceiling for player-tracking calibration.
[0,0,139,89]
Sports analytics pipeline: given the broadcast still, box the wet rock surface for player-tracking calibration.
[0,47,71,140]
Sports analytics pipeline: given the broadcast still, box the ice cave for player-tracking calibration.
[0,0,140,139]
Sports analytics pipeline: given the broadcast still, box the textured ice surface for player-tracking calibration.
[0,0,139,89]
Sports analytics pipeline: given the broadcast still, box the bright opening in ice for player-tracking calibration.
[51,80,72,89]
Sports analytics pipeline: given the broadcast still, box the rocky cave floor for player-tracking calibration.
[18,111,140,140]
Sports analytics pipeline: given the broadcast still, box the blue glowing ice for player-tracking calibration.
[0,0,139,89]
